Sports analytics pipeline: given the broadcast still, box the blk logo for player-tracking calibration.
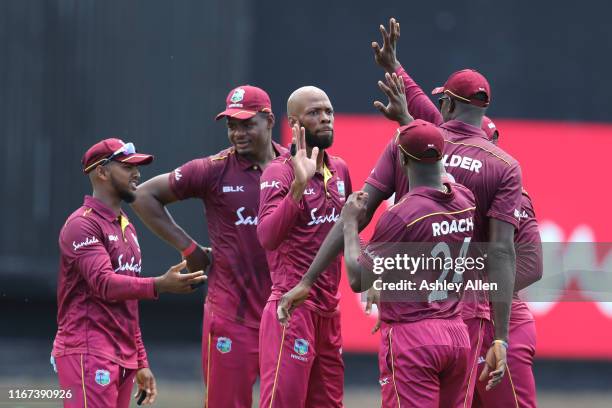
[223,185,244,193]
[261,181,280,190]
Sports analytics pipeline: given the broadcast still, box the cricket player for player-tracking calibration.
[471,118,542,408]
[371,18,528,405]
[132,85,286,407]
[256,86,352,407]
[278,22,522,399]
[342,120,476,407]
[52,138,206,408]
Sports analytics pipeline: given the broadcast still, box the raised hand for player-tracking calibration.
[372,17,401,73]
[374,72,412,126]
[290,124,319,187]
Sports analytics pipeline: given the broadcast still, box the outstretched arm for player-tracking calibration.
[342,192,379,292]
[65,218,205,300]
[304,184,386,286]
[276,183,387,323]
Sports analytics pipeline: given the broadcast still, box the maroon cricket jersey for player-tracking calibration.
[257,151,352,313]
[52,196,157,369]
[399,61,537,322]
[168,142,287,328]
[367,128,522,321]
[441,122,523,320]
[359,183,476,323]
[511,190,541,325]
[369,65,523,321]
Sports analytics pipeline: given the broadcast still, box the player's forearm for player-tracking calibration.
[487,241,516,341]
[257,193,302,250]
[290,179,308,201]
[77,255,158,301]
[131,195,194,252]
[301,203,375,286]
[95,273,157,301]
[394,65,443,126]
[382,59,401,74]
[301,219,345,286]
[343,219,378,293]
[342,220,366,292]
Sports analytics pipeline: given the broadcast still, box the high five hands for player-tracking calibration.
[374,72,413,126]
[372,17,401,73]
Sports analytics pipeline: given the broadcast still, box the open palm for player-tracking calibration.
[291,124,319,185]
[372,17,400,73]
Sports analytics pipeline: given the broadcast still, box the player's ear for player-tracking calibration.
[267,112,275,129]
[288,115,298,128]
[94,164,110,181]
[399,150,407,167]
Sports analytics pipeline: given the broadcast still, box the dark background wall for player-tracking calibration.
[3,0,611,298]
[0,0,610,353]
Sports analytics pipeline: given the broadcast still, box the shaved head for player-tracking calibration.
[287,86,330,117]
[286,86,335,150]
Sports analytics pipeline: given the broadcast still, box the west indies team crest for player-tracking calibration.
[95,369,111,386]
[294,339,309,356]
[216,337,232,354]
[230,88,245,103]
[337,180,345,197]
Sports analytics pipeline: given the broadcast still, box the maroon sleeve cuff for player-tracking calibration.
[139,277,158,300]
[148,277,159,300]
[257,191,303,250]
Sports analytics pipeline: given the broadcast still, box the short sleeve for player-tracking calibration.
[358,211,406,269]
[168,158,211,200]
[365,136,398,198]
[487,162,523,229]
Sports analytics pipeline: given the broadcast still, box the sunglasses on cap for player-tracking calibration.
[84,142,136,173]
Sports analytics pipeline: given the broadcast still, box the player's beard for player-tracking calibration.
[110,174,137,203]
[305,127,333,150]
[119,189,136,204]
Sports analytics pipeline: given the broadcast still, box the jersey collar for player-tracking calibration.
[441,120,488,141]
[83,195,127,223]
[234,141,287,170]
